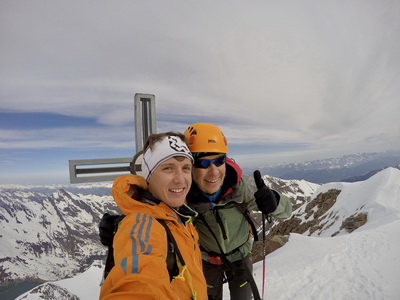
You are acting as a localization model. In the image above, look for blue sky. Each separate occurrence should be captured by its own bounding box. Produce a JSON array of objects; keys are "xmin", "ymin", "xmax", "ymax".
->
[{"xmin": 1, "ymin": 0, "xmax": 400, "ymax": 184}]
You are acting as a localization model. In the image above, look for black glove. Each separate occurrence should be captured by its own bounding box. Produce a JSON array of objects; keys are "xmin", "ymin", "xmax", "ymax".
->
[
  {"xmin": 99, "ymin": 213, "xmax": 124, "ymax": 246},
  {"xmin": 253, "ymin": 170, "xmax": 279, "ymax": 215}
]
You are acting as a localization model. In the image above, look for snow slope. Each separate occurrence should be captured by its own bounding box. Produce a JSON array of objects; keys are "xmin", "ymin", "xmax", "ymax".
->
[{"xmin": 253, "ymin": 167, "xmax": 400, "ymax": 299}]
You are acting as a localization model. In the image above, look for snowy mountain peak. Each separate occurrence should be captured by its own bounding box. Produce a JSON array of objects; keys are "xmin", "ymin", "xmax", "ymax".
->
[
  {"xmin": 0, "ymin": 188, "xmax": 118, "ymax": 287},
  {"xmin": 266, "ymin": 167, "xmax": 400, "ymax": 240}
]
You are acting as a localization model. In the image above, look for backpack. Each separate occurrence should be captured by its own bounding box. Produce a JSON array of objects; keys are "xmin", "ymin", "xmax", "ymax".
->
[{"xmin": 100, "ymin": 213, "xmax": 183, "ymax": 283}]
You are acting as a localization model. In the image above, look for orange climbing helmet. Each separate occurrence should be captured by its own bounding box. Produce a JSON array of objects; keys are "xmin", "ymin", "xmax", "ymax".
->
[{"xmin": 184, "ymin": 123, "xmax": 228, "ymax": 154}]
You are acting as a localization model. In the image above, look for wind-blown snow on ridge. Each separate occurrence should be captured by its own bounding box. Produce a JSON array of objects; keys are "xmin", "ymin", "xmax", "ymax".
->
[{"xmin": 311, "ymin": 167, "xmax": 400, "ymax": 236}]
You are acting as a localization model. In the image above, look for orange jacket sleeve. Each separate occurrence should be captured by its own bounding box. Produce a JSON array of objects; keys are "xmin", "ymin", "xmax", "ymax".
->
[{"xmin": 99, "ymin": 212, "xmax": 179, "ymax": 300}]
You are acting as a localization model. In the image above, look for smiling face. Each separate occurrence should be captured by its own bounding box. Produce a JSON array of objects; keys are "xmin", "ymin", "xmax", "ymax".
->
[
  {"xmin": 147, "ymin": 156, "xmax": 192, "ymax": 208},
  {"xmin": 192, "ymin": 154, "xmax": 226, "ymax": 195}
]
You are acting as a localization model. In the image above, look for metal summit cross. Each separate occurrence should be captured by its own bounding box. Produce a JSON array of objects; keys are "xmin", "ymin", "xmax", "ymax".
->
[{"xmin": 68, "ymin": 93, "xmax": 156, "ymax": 183}]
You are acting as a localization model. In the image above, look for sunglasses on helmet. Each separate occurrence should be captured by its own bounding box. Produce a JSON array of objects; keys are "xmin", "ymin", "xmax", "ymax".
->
[{"xmin": 194, "ymin": 155, "xmax": 227, "ymax": 169}]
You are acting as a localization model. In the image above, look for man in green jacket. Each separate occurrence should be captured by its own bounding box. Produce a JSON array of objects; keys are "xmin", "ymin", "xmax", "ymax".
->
[{"xmin": 184, "ymin": 123, "xmax": 292, "ymax": 300}]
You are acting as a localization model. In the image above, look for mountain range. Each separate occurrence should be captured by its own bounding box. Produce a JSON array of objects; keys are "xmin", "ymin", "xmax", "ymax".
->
[
  {"xmin": 0, "ymin": 174, "xmax": 318, "ymax": 299},
  {"xmin": 0, "ymin": 186, "xmax": 118, "ymax": 296},
  {"xmin": 242, "ymin": 150, "xmax": 400, "ymax": 183},
  {"xmin": 11, "ymin": 167, "xmax": 400, "ymax": 299},
  {"xmin": 1, "ymin": 150, "xmax": 400, "ymax": 299}
]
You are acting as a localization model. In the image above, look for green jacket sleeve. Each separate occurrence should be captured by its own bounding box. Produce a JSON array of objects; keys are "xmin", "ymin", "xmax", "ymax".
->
[{"xmin": 270, "ymin": 194, "xmax": 292, "ymax": 220}]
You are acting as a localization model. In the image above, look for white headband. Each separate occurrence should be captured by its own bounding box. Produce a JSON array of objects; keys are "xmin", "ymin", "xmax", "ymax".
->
[{"xmin": 142, "ymin": 135, "xmax": 194, "ymax": 181}]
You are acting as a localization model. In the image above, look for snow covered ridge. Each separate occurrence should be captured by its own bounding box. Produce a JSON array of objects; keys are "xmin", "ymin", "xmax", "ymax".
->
[
  {"xmin": 261, "ymin": 167, "xmax": 400, "ymax": 248},
  {"xmin": 0, "ymin": 175, "xmax": 313, "ymax": 290},
  {"xmin": 0, "ymin": 187, "xmax": 119, "ymax": 287},
  {"xmin": 0, "ymin": 182, "xmax": 113, "ymax": 196},
  {"xmin": 15, "ymin": 167, "xmax": 400, "ymax": 300},
  {"xmin": 15, "ymin": 261, "xmax": 105, "ymax": 300},
  {"xmin": 4, "ymin": 168, "xmax": 400, "ymax": 299},
  {"xmin": 262, "ymin": 175, "xmax": 320, "ymax": 206}
]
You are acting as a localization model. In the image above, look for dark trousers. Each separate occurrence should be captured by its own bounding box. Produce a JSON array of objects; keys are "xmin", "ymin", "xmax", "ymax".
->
[{"xmin": 203, "ymin": 255, "xmax": 253, "ymax": 300}]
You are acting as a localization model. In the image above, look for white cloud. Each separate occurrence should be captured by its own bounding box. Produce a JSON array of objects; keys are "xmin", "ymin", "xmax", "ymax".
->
[{"xmin": 1, "ymin": 0, "xmax": 399, "ymax": 170}]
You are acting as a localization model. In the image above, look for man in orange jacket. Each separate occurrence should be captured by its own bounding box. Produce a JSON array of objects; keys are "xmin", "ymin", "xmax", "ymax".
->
[{"xmin": 99, "ymin": 132, "xmax": 207, "ymax": 300}]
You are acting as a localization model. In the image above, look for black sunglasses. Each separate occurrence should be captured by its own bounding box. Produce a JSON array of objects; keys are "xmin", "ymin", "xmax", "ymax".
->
[{"xmin": 194, "ymin": 155, "xmax": 226, "ymax": 169}]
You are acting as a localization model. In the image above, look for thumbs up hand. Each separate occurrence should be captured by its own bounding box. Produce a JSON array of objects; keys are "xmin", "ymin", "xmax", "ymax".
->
[{"xmin": 253, "ymin": 170, "xmax": 279, "ymax": 215}]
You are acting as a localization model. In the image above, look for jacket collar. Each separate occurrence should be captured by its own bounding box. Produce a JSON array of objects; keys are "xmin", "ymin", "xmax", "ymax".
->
[{"xmin": 138, "ymin": 188, "xmax": 197, "ymax": 222}]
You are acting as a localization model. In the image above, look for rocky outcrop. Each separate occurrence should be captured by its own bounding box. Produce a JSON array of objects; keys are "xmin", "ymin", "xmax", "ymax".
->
[
  {"xmin": 251, "ymin": 188, "xmax": 369, "ymax": 262},
  {"xmin": 340, "ymin": 213, "xmax": 368, "ymax": 233}
]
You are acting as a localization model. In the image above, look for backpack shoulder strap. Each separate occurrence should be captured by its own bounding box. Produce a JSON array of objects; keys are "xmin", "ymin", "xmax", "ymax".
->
[
  {"xmin": 156, "ymin": 219, "xmax": 185, "ymax": 280},
  {"xmin": 233, "ymin": 202, "xmax": 259, "ymax": 242},
  {"xmin": 102, "ymin": 214, "xmax": 126, "ymax": 282}
]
